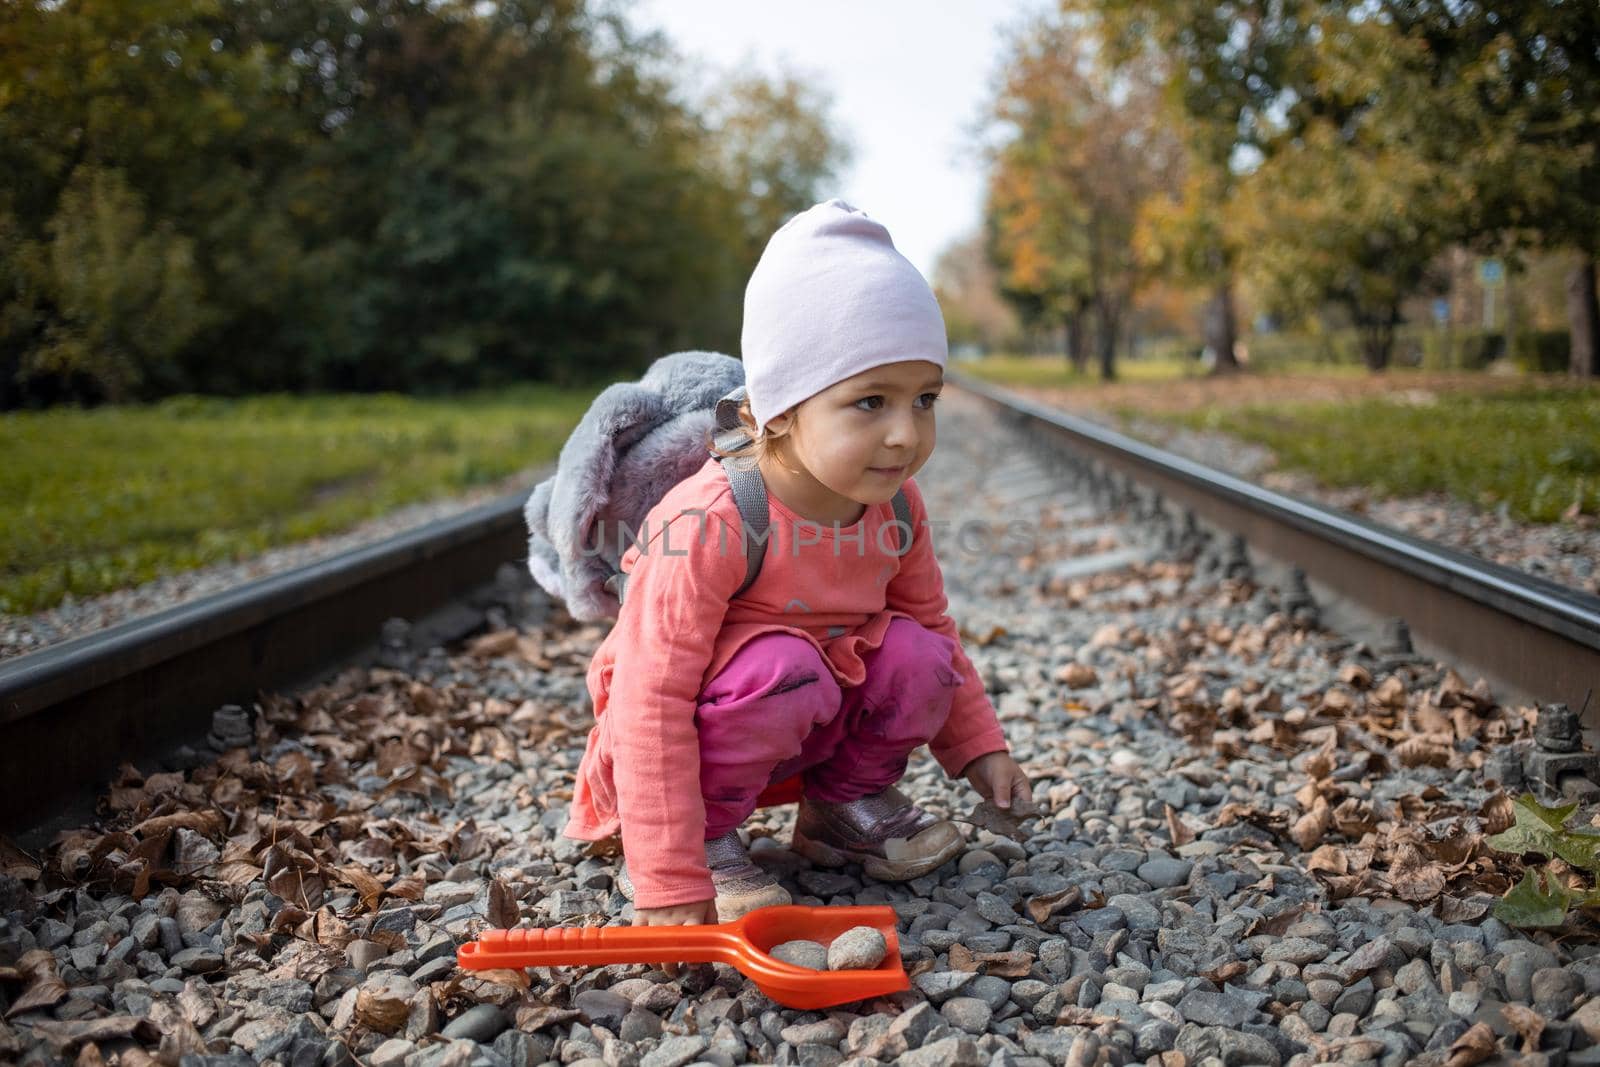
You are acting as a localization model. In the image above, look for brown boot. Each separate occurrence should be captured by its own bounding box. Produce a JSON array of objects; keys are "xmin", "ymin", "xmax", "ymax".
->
[
  {"xmin": 791, "ymin": 785, "xmax": 964, "ymax": 882},
  {"xmin": 616, "ymin": 830, "xmax": 790, "ymax": 922}
]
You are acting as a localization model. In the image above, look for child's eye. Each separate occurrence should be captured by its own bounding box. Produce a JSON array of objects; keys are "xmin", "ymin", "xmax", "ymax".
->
[{"xmin": 854, "ymin": 393, "xmax": 942, "ymax": 411}]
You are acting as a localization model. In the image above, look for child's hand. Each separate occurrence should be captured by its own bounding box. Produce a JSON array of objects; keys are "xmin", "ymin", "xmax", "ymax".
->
[
  {"xmin": 633, "ymin": 899, "xmax": 718, "ymax": 926},
  {"xmin": 962, "ymin": 751, "xmax": 1033, "ymax": 810},
  {"xmin": 632, "ymin": 898, "xmax": 718, "ymax": 978}
]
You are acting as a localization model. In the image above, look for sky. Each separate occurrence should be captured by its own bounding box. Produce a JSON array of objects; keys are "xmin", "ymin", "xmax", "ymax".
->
[{"xmin": 628, "ymin": 0, "xmax": 1038, "ymax": 281}]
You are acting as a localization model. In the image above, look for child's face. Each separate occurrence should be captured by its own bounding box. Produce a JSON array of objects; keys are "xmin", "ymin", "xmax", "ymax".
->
[{"xmin": 769, "ymin": 359, "xmax": 943, "ymax": 510}]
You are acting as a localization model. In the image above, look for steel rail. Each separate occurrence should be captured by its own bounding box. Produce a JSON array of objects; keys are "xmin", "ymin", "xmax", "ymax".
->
[
  {"xmin": 0, "ymin": 489, "xmax": 537, "ymax": 831},
  {"xmin": 950, "ymin": 371, "xmax": 1600, "ymax": 716}
]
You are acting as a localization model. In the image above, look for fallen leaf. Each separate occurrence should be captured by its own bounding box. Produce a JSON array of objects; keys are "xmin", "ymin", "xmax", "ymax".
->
[
  {"xmin": 487, "ymin": 878, "xmax": 520, "ymax": 930},
  {"xmin": 973, "ymin": 950, "xmax": 1034, "ymax": 977},
  {"xmin": 336, "ymin": 866, "xmax": 385, "ymax": 914},
  {"xmin": 1025, "ymin": 886, "xmax": 1081, "ymax": 924},
  {"xmin": 6, "ymin": 950, "xmax": 67, "ymax": 1018},
  {"xmin": 1434, "ymin": 894, "xmax": 1491, "ymax": 923},
  {"xmin": 958, "ymin": 799, "xmax": 1040, "ymax": 839},
  {"xmin": 19, "ymin": 1016, "xmax": 159, "ymax": 1053},
  {"xmin": 947, "ymin": 943, "xmax": 978, "ymax": 972},
  {"xmin": 1164, "ymin": 804, "xmax": 1196, "ymax": 847},
  {"xmin": 1444, "ymin": 1020, "xmax": 1499, "ymax": 1066},
  {"xmin": 1501, "ymin": 1003, "xmax": 1545, "ymax": 1053}
]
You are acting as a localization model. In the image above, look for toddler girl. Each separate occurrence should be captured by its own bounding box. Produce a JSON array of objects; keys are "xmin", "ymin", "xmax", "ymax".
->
[{"xmin": 562, "ymin": 199, "xmax": 1031, "ymax": 928}]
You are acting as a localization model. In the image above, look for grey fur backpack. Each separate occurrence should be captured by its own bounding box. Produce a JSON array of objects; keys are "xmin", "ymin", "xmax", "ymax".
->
[{"xmin": 523, "ymin": 350, "xmax": 913, "ymax": 622}]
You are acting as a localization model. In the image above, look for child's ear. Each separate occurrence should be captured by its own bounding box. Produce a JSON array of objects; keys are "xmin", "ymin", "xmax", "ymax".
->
[{"xmin": 762, "ymin": 408, "xmax": 797, "ymax": 439}]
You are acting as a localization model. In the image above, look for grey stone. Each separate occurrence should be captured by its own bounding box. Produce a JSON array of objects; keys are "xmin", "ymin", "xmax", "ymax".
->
[
  {"xmin": 1218, "ymin": 1028, "xmax": 1282, "ymax": 1066},
  {"xmin": 940, "ymin": 997, "xmax": 992, "ymax": 1034},
  {"xmin": 574, "ymin": 990, "xmax": 630, "ymax": 1031},
  {"xmin": 440, "ymin": 1003, "xmax": 508, "ymax": 1042},
  {"xmin": 619, "ymin": 1009, "xmax": 663, "ymax": 1043},
  {"xmin": 368, "ymin": 1038, "xmax": 413, "ymax": 1067},
  {"xmin": 1074, "ymin": 906, "xmax": 1126, "ymax": 935},
  {"xmin": 1531, "ymin": 966, "xmax": 1582, "ymax": 1015},
  {"xmin": 780, "ymin": 1020, "xmax": 845, "ymax": 1046},
  {"xmin": 639, "ymin": 1035, "xmax": 707, "ymax": 1067},
  {"xmin": 827, "ymin": 926, "xmax": 887, "ymax": 971},
  {"xmin": 1395, "ymin": 958, "xmax": 1437, "ymax": 995},
  {"xmin": 1176, "ymin": 989, "xmax": 1251, "ymax": 1028},
  {"xmin": 1107, "ymin": 894, "xmax": 1161, "ymax": 932},
  {"xmin": 1334, "ymin": 977, "xmax": 1375, "ymax": 1016},
  {"xmin": 1260, "ymin": 938, "xmax": 1328, "ymax": 966},
  {"xmin": 772, "ymin": 940, "xmax": 828, "ymax": 970},
  {"xmin": 1137, "ymin": 855, "xmax": 1194, "ymax": 889},
  {"xmin": 172, "ymin": 947, "xmax": 223, "ymax": 974},
  {"xmin": 894, "ymin": 1035, "xmax": 981, "ymax": 1067},
  {"xmin": 913, "ymin": 970, "xmax": 975, "ymax": 1005}
]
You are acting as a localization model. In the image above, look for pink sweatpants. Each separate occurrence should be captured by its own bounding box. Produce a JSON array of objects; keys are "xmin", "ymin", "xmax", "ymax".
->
[{"xmin": 694, "ymin": 616, "xmax": 963, "ymax": 839}]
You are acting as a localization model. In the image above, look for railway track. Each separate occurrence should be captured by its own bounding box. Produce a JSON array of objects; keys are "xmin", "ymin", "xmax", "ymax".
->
[
  {"xmin": 2, "ymin": 382, "xmax": 1599, "ymax": 1067},
  {"xmin": 947, "ymin": 370, "xmax": 1600, "ymax": 721}
]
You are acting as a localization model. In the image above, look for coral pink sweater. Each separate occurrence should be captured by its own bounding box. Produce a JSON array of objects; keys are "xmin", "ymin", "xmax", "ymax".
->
[{"xmin": 562, "ymin": 456, "xmax": 1009, "ymax": 909}]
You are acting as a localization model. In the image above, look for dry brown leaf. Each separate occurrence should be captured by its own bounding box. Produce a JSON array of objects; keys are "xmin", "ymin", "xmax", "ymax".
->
[
  {"xmin": 1395, "ymin": 736, "xmax": 1453, "ymax": 769},
  {"xmin": 513, "ymin": 1004, "xmax": 583, "ymax": 1032},
  {"xmin": 336, "ymin": 866, "xmax": 385, "ymax": 913},
  {"xmin": 1501, "ymin": 1004, "xmax": 1545, "ymax": 1053},
  {"xmin": 1305, "ymin": 845, "xmax": 1347, "ymax": 875},
  {"xmin": 1480, "ymin": 791, "xmax": 1514, "ymax": 835},
  {"xmin": 387, "ymin": 875, "xmax": 426, "ymax": 901},
  {"xmin": 1372, "ymin": 675, "xmax": 1407, "ymax": 709},
  {"xmin": 947, "ymin": 943, "xmax": 979, "ymax": 972},
  {"xmin": 6, "ymin": 949, "xmax": 68, "ymax": 1019},
  {"xmin": 1444, "ymin": 1021, "xmax": 1499, "ymax": 1066},
  {"xmin": 355, "ymin": 987, "xmax": 410, "ymax": 1033},
  {"xmin": 1164, "ymin": 804, "xmax": 1196, "ymax": 847},
  {"xmin": 1055, "ymin": 663, "xmax": 1098, "ymax": 689},
  {"xmin": 1054, "ymin": 1005, "xmax": 1115, "ymax": 1027},
  {"xmin": 468, "ymin": 629, "xmax": 519, "ymax": 658},
  {"xmin": 1339, "ymin": 664, "xmax": 1372, "ymax": 690},
  {"xmin": 1202, "ymin": 961, "xmax": 1248, "ymax": 985},
  {"xmin": 973, "ymin": 951, "xmax": 1034, "ymax": 978},
  {"xmin": 0, "ymin": 838, "xmax": 42, "ymax": 881},
  {"xmin": 1291, "ymin": 796, "xmax": 1332, "ymax": 851},
  {"xmin": 1025, "ymin": 886, "xmax": 1081, "ymax": 924},
  {"xmin": 958, "ymin": 799, "xmax": 1040, "ymax": 839},
  {"xmin": 487, "ymin": 878, "xmax": 520, "ymax": 930},
  {"xmin": 1435, "ymin": 894, "xmax": 1491, "ymax": 923},
  {"xmin": 21, "ymin": 1016, "xmax": 159, "ymax": 1053}
]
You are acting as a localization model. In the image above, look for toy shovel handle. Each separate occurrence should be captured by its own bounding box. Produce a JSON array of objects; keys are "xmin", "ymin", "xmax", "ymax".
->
[{"xmin": 458, "ymin": 924, "xmax": 739, "ymax": 969}]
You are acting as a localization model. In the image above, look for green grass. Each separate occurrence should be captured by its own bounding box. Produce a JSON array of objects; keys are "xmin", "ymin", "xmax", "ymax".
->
[
  {"xmin": 1166, "ymin": 386, "xmax": 1600, "ymax": 522},
  {"xmin": 1, "ymin": 385, "xmax": 597, "ymax": 614},
  {"xmin": 955, "ymin": 353, "xmax": 1202, "ymax": 389}
]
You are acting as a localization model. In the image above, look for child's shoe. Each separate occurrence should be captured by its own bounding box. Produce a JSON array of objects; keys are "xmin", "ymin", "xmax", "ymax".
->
[
  {"xmin": 615, "ymin": 830, "xmax": 791, "ymax": 922},
  {"xmin": 791, "ymin": 785, "xmax": 964, "ymax": 881}
]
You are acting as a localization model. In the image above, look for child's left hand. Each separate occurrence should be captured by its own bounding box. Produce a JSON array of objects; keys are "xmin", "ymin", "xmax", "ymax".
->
[{"xmin": 962, "ymin": 751, "xmax": 1033, "ymax": 810}]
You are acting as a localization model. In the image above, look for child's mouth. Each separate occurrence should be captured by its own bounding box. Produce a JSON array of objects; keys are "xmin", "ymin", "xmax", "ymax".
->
[{"xmin": 869, "ymin": 465, "xmax": 906, "ymax": 476}]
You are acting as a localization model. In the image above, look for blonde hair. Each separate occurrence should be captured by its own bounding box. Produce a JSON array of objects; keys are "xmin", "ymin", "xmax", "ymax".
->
[{"xmin": 706, "ymin": 395, "xmax": 802, "ymax": 475}]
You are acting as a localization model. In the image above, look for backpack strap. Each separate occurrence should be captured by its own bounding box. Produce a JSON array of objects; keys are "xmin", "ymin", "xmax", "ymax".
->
[{"xmin": 610, "ymin": 383, "xmax": 915, "ymax": 606}]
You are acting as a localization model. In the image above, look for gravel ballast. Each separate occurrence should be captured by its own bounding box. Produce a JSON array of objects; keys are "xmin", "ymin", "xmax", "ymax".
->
[{"xmin": 0, "ymin": 390, "xmax": 1590, "ymax": 1067}]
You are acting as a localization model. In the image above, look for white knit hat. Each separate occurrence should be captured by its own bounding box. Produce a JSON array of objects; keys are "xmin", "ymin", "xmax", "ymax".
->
[{"xmin": 740, "ymin": 199, "xmax": 948, "ymax": 433}]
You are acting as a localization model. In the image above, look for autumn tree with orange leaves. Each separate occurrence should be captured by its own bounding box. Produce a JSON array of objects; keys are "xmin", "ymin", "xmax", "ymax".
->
[{"xmin": 982, "ymin": 12, "xmax": 1180, "ymax": 381}]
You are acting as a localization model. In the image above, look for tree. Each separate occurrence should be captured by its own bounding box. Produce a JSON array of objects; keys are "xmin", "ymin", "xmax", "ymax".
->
[
  {"xmin": 1361, "ymin": 2, "xmax": 1600, "ymax": 376},
  {"xmin": 700, "ymin": 67, "xmax": 855, "ymax": 272},
  {"xmin": 1078, "ymin": 0, "xmax": 1316, "ymax": 374},
  {"xmin": 983, "ymin": 11, "xmax": 1178, "ymax": 380},
  {"xmin": 931, "ymin": 232, "xmax": 1021, "ymax": 355}
]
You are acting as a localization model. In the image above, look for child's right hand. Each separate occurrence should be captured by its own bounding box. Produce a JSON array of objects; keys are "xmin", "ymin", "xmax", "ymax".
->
[
  {"xmin": 632, "ymin": 899, "xmax": 718, "ymax": 926},
  {"xmin": 632, "ymin": 898, "xmax": 718, "ymax": 978}
]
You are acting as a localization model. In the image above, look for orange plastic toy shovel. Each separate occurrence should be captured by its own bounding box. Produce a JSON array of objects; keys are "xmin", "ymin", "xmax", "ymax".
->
[{"xmin": 456, "ymin": 904, "xmax": 909, "ymax": 1010}]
